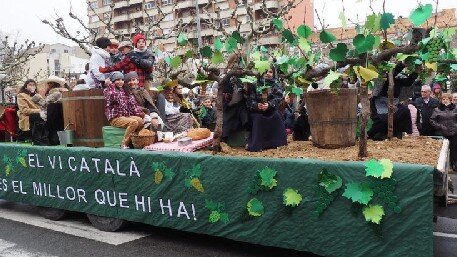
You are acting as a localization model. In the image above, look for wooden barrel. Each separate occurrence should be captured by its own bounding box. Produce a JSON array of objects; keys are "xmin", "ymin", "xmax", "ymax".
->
[
  {"xmin": 62, "ymin": 89, "xmax": 108, "ymax": 147},
  {"xmin": 304, "ymin": 89, "xmax": 358, "ymax": 149}
]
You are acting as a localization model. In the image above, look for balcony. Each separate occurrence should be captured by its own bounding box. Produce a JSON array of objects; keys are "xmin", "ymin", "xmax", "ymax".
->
[
  {"xmin": 253, "ymin": 0, "xmax": 279, "ymax": 11},
  {"xmin": 129, "ymin": 0, "xmax": 143, "ymax": 4},
  {"xmin": 130, "ymin": 11, "xmax": 144, "ymax": 19},
  {"xmin": 113, "ymin": 0, "xmax": 129, "ymax": 9},
  {"xmin": 112, "ymin": 13, "xmax": 129, "ymax": 23},
  {"xmin": 258, "ymin": 34, "xmax": 281, "ymax": 45},
  {"xmin": 176, "ymin": 0, "xmax": 193, "ymax": 9}
]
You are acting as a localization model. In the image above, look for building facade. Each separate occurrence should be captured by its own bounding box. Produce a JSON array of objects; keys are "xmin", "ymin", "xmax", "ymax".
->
[
  {"xmin": 88, "ymin": 0, "xmax": 314, "ymax": 51},
  {"xmin": 26, "ymin": 44, "xmax": 90, "ymax": 81}
]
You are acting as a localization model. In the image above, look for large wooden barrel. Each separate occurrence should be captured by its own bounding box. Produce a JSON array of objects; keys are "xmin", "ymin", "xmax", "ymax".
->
[
  {"xmin": 304, "ymin": 89, "xmax": 358, "ymax": 149},
  {"xmin": 62, "ymin": 89, "xmax": 108, "ymax": 147}
]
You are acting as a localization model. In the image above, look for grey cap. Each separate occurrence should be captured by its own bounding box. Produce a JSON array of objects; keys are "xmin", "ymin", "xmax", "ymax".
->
[
  {"xmin": 124, "ymin": 71, "xmax": 138, "ymax": 82},
  {"xmin": 110, "ymin": 71, "xmax": 124, "ymax": 81},
  {"xmin": 118, "ymin": 41, "xmax": 133, "ymax": 50}
]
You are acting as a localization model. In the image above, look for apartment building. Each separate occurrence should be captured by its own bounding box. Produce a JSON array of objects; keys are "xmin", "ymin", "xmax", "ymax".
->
[{"xmin": 87, "ymin": 0, "xmax": 314, "ymax": 52}]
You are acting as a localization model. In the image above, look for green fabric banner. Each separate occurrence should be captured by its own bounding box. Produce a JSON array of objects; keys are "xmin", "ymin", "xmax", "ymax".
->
[{"xmin": 0, "ymin": 144, "xmax": 433, "ymax": 257}]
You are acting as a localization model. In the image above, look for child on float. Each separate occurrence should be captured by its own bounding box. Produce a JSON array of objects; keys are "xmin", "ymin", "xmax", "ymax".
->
[
  {"xmin": 200, "ymin": 97, "xmax": 217, "ymax": 131},
  {"xmin": 246, "ymin": 66, "xmax": 287, "ymax": 152},
  {"xmin": 103, "ymin": 71, "xmax": 145, "ymax": 149}
]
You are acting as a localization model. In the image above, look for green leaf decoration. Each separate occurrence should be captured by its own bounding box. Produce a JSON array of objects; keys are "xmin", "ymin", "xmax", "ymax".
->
[
  {"xmin": 199, "ymin": 106, "xmax": 208, "ymax": 120},
  {"xmin": 365, "ymin": 159, "xmax": 384, "ymax": 178},
  {"xmin": 373, "ymin": 35, "xmax": 382, "ymax": 49},
  {"xmin": 205, "ymin": 200, "xmax": 218, "ymax": 211},
  {"xmin": 214, "ymin": 37, "xmax": 223, "ymax": 51},
  {"xmin": 339, "ymin": 11, "xmax": 347, "ymax": 29},
  {"xmin": 209, "ymin": 210, "xmax": 221, "ymax": 223},
  {"xmin": 247, "ymin": 198, "xmax": 264, "ymax": 217},
  {"xmin": 342, "ymin": 182, "xmax": 373, "ymax": 205},
  {"xmin": 240, "ymin": 76, "xmax": 257, "ymax": 84},
  {"xmin": 380, "ymin": 13, "xmax": 395, "ymax": 30},
  {"xmin": 282, "ymin": 29, "xmax": 295, "ymax": 44},
  {"xmin": 250, "ymin": 51, "xmax": 262, "ymax": 61},
  {"xmin": 219, "ymin": 212, "xmax": 229, "ymax": 223},
  {"xmin": 184, "ymin": 50, "xmax": 194, "ymax": 59},
  {"xmin": 164, "ymin": 56, "xmax": 171, "ymax": 65},
  {"xmin": 379, "ymin": 159, "xmax": 394, "ymax": 179},
  {"xmin": 298, "ymin": 38, "xmax": 311, "ymax": 52},
  {"xmin": 409, "ymin": 4, "xmax": 433, "ymax": 26},
  {"xmin": 254, "ymin": 60, "xmax": 270, "ymax": 74},
  {"xmin": 354, "ymin": 66, "xmax": 379, "ymax": 82},
  {"xmin": 259, "ymin": 167, "xmax": 277, "ymax": 190},
  {"xmin": 272, "ymin": 18, "xmax": 284, "ymax": 30},
  {"xmin": 283, "ymin": 188, "xmax": 302, "ymax": 207},
  {"xmin": 362, "ymin": 205, "xmax": 385, "ymax": 224},
  {"xmin": 451, "ymin": 64, "xmax": 457, "ymax": 72},
  {"xmin": 442, "ymin": 28, "xmax": 456, "ymax": 42},
  {"xmin": 365, "ymin": 14, "xmax": 381, "ymax": 33},
  {"xmin": 200, "ymin": 46, "xmax": 213, "ymax": 58},
  {"xmin": 319, "ymin": 30, "xmax": 336, "ymax": 44},
  {"xmin": 231, "ymin": 31, "xmax": 245, "ymax": 44},
  {"xmin": 177, "ymin": 33, "xmax": 188, "ymax": 46},
  {"xmin": 318, "ymin": 170, "xmax": 343, "ymax": 194},
  {"xmin": 291, "ymin": 86, "xmax": 303, "ymax": 96},
  {"xmin": 353, "ymin": 34, "xmax": 376, "ymax": 53},
  {"xmin": 329, "ymin": 43, "xmax": 348, "ymax": 62},
  {"xmin": 276, "ymin": 55, "xmax": 289, "ymax": 65},
  {"xmin": 324, "ymin": 70, "xmax": 342, "ymax": 87},
  {"xmin": 225, "ymin": 37, "xmax": 238, "ymax": 53},
  {"xmin": 297, "ymin": 25, "xmax": 312, "ymax": 38},
  {"xmin": 211, "ymin": 50, "xmax": 224, "ymax": 64},
  {"xmin": 170, "ymin": 56, "xmax": 182, "ymax": 69}
]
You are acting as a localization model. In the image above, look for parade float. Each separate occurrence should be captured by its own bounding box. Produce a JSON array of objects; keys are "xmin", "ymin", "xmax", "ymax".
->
[{"xmin": 1, "ymin": 2, "xmax": 457, "ymax": 257}]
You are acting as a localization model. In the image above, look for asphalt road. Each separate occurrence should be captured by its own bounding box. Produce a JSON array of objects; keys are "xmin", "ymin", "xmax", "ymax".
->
[{"xmin": 0, "ymin": 199, "xmax": 456, "ymax": 257}]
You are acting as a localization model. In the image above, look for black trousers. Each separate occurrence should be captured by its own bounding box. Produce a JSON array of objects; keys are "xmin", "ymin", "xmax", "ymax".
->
[{"xmin": 447, "ymin": 135, "xmax": 457, "ymax": 170}]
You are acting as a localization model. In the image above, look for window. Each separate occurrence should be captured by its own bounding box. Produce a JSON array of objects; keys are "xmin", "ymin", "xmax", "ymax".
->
[
  {"xmin": 164, "ymin": 13, "xmax": 173, "ymax": 21},
  {"xmin": 145, "ymin": 1, "xmax": 156, "ymax": 9},
  {"xmin": 148, "ymin": 15, "xmax": 156, "ymax": 23},
  {"xmin": 162, "ymin": 0, "xmax": 173, "ymax": 6},
  {"xmin": 221, "ymin": 18, "xmax": 230, "ymax": 27},
  {"xmin": 102, "ymin": 0, "xmax": 112, "ymax": 6},
  {"xmin": 245, "ymin": 15, "xmax": 251, "ymax": 23},
  {"xmin": 89, "ymin": 1, "xmax": 98, "ymax": 9},
  {"xmin": 90, "ymin": 15, "xmax": 99, "ymax": 23},
  {"xmin": 64, "ymin": 50, "xmax": 69, "ymax": 53},
  {"xmin": 54, "ymin": 60, "xmax": 61, "ymax": 74}
]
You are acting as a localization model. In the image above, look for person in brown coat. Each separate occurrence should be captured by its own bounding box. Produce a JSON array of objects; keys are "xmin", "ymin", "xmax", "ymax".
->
[
  {"xmin": 430, "ymin": 93, "xmax": 457, "ymax": 170},
  {"xmin": 17, "ymin": 79, "xmax": 41, "ymax": 138}
]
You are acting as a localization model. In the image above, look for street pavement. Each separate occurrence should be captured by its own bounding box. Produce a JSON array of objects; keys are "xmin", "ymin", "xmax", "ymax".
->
[{"xmin": 0, "ymin": 199, "xmax": 456, "ymax": 257}]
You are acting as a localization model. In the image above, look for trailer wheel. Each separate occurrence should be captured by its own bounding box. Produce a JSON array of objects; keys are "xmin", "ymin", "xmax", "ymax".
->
[
  {"xmin": 38, "ymin": 207, "xmax": 67, "ymax": 221},
  {"xmin": 86, "ymin": 214, "xmax": 126, "ymax": 232}
]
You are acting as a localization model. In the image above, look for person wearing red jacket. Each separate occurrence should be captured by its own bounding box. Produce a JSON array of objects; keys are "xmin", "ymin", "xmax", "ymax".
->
[{"xmin": 99, "ymin": 34, "xmax": 154, "ymax": 88}]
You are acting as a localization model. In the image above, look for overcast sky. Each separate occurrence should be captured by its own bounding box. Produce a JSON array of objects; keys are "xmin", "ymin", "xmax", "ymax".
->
[{"xmin": 0, "ymin": 0, "xmax": 456, "ymax": 46}]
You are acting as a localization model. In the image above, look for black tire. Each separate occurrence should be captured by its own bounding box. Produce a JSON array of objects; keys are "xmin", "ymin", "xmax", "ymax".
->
[
  {"xmin": 86, "ymin": 214, "xmax": 126, "ymax": 232},
  {"xmin": 38, "ymin": 207, "xmax": 67, "ymax": 221}
]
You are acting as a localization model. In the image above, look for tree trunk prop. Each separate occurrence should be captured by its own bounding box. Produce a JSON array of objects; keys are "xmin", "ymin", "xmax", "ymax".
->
[
  {"xmin": 387, "ymin": 71, "xmax": 394, "ymax": 140},
  {"xmin": 358, "ymin": 83, "xmax": 370, "ymax": 158}
]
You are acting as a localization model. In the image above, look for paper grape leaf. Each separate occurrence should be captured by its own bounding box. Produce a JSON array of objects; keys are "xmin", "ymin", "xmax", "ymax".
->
[
  {"xmin": 164, "ymin": 56, "xmax": 171, "ymax": 65},
  {"xmin": 354, "ymin": 66, "xmax": 379, "ymax": 82},
  {"xmin": 365, "ymin": 14, "xmax": 381, "ymax": 33},
  {"xmin": 225, "ymin": 37, "xmax": 238, "ymax": 53},
  {"xmin": 283, "ymin": 188, "xmax": 302, "ymax": 207},
  {"xmin": 232, "ymin": 31, "xmax": 245, "ymax": 44},
  {"xmin": 177, "ymin": 33, "xmax": 188, "ymax": 46},
  {"xmin": 319, "ymin": 170, "xmax": 343, "ymax": 194},
  {"xmin": 205, "ymin": 200, "xmax": 218, "ymax": 211},
  {"xmin": 247, "ymin": 198, "xmax": 264, "ymax": 217},
  {"xmin": 365, "ymin": 159, "xmax": 384, "ymax": 178},
  {"xmin": 297, "ymin": 25, "xmax": 312, "ymax": 38},
  {"xmin": 451, "ymin": 64, "xmax": 457, "ymax": 72},
  {"xmin": 260, "ymin": 46, "xmax": 268, "ymax": 52},
  {"xmin": 276, "ymin": 55, "xmax": 289, "ymax": 65},
  {"xmin": 362, "ymin": 205, "xmax": 385, "ymax": 224},
  {"xmin": 184, "ymin": 50, "xmax": 194, "ymax": 59},
  {"xmin": 353, "ymin": 34, "xmax": 376, "ymax": 53},
  {"xmin": 214, "ymin": 37, "xmax": 223, "ymax": 51},
  {"xmin": 240, "ymin": 76, "xmax": 257, "ymax": 84},
  {"xmin": 342, "ymin": 182, "xmax": 373, "ymax": 205},
  {"xmin": 379, "ymin": 159, "xmax": 394, "ymax": 179},
  {"xmin": 251, "ymin": 51, "xmax": 262, "ymax": 61},
  {"xmin": 170, "ymin": 56, "xmax": 182, "ymax": 69},
  {"xmin": 324, "ymin": 70, "xmax": 342, "ymax": 87},
  {"xmin": 320, "ymin": 30, "xmax": 336, "ymax": 44},
  {"xmin": 291, "ymin": 86, "xmax": 303, "ymax": 96},
  {"xmin": 219, "ymin": 212, "xmax": 229, "ymax": 223},
  {"xmin": 380, "ymin": 13, "xmax": 395, "ymax": 30},
  {"xmin": 282, "ymin": 29, "xmax": 295, "ymax": 44},
  {"xmin": 254, "ymin": 60, "xmax": 270, "ymax": 74},
  {"xmin": 425, "ymin": 62, "xmax": 437, "ymax": 72},
  {"xmin": 409, "ymin": 4, "xmax": 433, "ymax": 26},
  {"xmin": 329, "ymin": 43, "xmax": 348, "ymax": 62},
  {"xmin": 442, "ymin": 28, "xmax": 456, "ymax": 42},
  {"xmin": 272, "ymin": 18, "xmax": 284, "ymax": 30},
  {"xmin": 200, "ymin": 46, "xmax": 213, "ymax": 58},
  {"xmin": 209, "ymin": 210, "xmax": 221, "ymax": 223},
  {"xmin": 339, "ymin": 11, "xmax": 347, "ymax": 29},
  {"xmin": 211, "ymin": 50, "xmax": 224, "ymax": 64},
  {"xmin": 259, "ymin": 167, "xmax": 277, "ymax": 190},
  {"xmin": 298, "ymin": 38, "xmax": 311, "ymax": 52}
]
